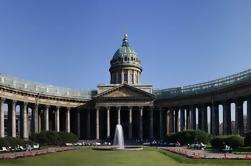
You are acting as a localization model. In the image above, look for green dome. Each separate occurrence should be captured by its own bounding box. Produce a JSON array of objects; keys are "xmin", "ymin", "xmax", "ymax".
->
[
  {"xmin": 110, "ymin": 34, "xmax": 141, "ymax": 68},
  {"xmin": 113, "ymin": 46, "xmax": 138, "ymax": 60}
]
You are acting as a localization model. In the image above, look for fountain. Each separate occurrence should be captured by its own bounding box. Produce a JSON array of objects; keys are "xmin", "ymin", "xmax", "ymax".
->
[
  {"xmin": 113, "ymin": 124, "xmax": 125, "ymax": 149},
  {"xmin": 92, "ymin": 124, "xmax": 143, "ymax": 151}
]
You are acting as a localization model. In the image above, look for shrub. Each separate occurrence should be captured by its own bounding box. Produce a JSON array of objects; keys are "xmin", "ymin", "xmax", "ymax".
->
[
  {"xmin": 167, "ymin": 130, "xmax": 211, "ymax": 145},
  {"xmin": 0, "ymin": 138, "xmax": 9, "ymax": 147},
  {"xmin": 58, "ymin": 132, "xmax": 78, "ymax": 145},
  {"xmin": 211, "ymin": 135, "xmax": 244, "ymax": 149},
  {"xmin": 30, "ymin": 131, "xmax": 78, "ymax": 146},
  {"xmin": 4, "ymin": 137, "xmax": 25, "ymax": 146},
  {"xmin": 0, "ymin": 137, "xmax": 27, "ymax": 148},
  {"xmin": 245, "ymin": 131, "xmax": 251, "ymax": 146}
]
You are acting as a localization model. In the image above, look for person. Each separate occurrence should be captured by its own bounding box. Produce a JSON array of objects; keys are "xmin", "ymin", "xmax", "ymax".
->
[
  {"xmin": 200, "ymin": 142, "xmax": 206, "ymax": 150},
  {"xmin": 176, "ymin": 140, "xmax": 181, "ymax": 147}
]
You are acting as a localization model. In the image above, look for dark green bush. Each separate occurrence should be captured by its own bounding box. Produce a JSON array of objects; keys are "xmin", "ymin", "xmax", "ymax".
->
[
  {"xmin": 0, "ymin": 138, "xmax": 9, "ymax": 147},
  {"xmin": 167, "ymin": 130, "xmax": 211, "ymax": 145},
  {"xmin": 211, "ymin": 135, "xmax": 244, "ymax": 148},
  {"xmin": 30, "ymin": 131, "xmax": 78, "ymax": 146},
  {"xmin": 58, "ymin": 132, "xmax": 78, "ymax": 145},
  {"xmin": 4, "ymin": 137, "xmax": 25, "ymax": 146},
  {"xmin": 245, "ymin": 131, "xmax": 251, "ymax": 146},
  {"xmin": 0, "ymin": 137, "xmax": 28, "ymax": 147}
]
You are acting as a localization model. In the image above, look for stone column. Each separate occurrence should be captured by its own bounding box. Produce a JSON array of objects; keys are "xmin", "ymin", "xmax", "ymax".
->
[
  {"xmin": 121, "ymin": 70, "xmax": 124, "ymax": 83},
  {"xmin": 191, "ymin": 107, "xmax": 196, "ymax": 130},
  {"xmin": 149, "ymin": 107, "xmax": 153, "ymax": 139},
  {"xmin": 223, "ymin": 102, "xmax": 231, "ymax": 135},
  {"xmin": 96, "ymin": 107, "xmax": 100, "ymax": 140},
  {"xmin": 129, "ymin": 107, "xmax": 133, "ymax": 139},
  {"xmin": 166, "ymin": 111, "xmax": 170, "ymax": 135},
  {"xmin": 235, "ymin": 100, "xmax": 244, "ymax": 135},
  {"xmin": 159, "ymin": 108, "xmax": 163, "ymax": 138},
  {"xmin": 45, "ymin": 105, "xmax": 49, "ymax": 131},
  {"xmin": 180, "ymin": 108, "xmax": 185, "ymax": 131},
  {"xmin": 66, "ymin": 107, "xmax": 70, "ymax": 133},
  {"xmin": 117, "ymin": 107, "xmax": 121, "ymax": 124},
  {"xmin": 139, "ymin": 107, "xmax": 143, "ymax": 139},
  {"xmin": 77, "ymin": 109, "xmax": 81, "ymax": 138},
  {"xmin": 174, "ymin": 109, "xmax": 179, "ymax": 132},
  {"xmin": 107, "ymin": 107, "xmax": 110, "ymax": 138},
  {"xmin": 38, "ymin": 110, "xmax": 42, "ymax": 133},
  {"xmin": 247, "ymin": 97, "xmax": 251, "ymax": 132},
  {"xmin": 55, "ymin": 106, "xmax": 60, "ymax": 132},
  {"xmin": 11, "ymin": 100, "xmax": 16, "ymax": 137},
  {"xmin": 201, "ymin": 106, "xmax": 208, "ymax": 132},
  {"xmin": 211, "ymin": 104, "xmax": 219, "ymax": 135},
  {"xmin": 34, "ymin": 104, "xmax": 39, "ymax": 133},
  {"xmin": 87, "ymin": 109, "xmax": 91, "ymax": 139},
  {"xmin": 0, "ymin": 98, "xmax": 5, "ymax": 138},
  {"xmin": 22, "ymin": 102, "xmax": 28, "ymax": 140},
  {"xmin": 169, "ymin": 110, "xmax": 174, "ymax": 133}
]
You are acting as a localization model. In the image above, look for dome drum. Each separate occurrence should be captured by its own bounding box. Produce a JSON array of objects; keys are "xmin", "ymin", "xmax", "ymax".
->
[{"xmin": 109, "ymin": 34, "xmax": 142, "ymax": 85}]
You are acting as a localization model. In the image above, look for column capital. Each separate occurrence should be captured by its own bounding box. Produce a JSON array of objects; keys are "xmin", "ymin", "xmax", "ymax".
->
[
  {"xmin": 66, "ymin": 107, "xmax": 71, "ymax": 111},
  {"xmin": 45, "ymin": 105, "xmax": 50, "ymax": 109},
  {"xmin": 0, "ymin": 97, "xmax": 5, "ymax": 103},
  {"xmin": 12, "ymin": 100, "xmax": 17, "ymax": 105},
  {"xmin": 34, "ymin": 104, "xmax": 39, "ymax": 110},
  {"xmin": 23, "ymin": 102, "xmax": 28, "ymax": 106},
  {"xmin": 114, "ymin": 106, "xmax": 121, "ymax": 110}
]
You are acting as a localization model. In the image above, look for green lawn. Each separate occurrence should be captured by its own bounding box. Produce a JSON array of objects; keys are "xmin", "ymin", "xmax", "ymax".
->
[{"xmin": 0, "ymin": 147, "xmax": 251, "ymax": 166}]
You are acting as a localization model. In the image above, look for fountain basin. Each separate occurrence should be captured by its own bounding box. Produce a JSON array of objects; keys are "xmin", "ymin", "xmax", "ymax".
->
[{"xmin": 92, "ymin": 146, "xmax": 143, "ymax": 151}]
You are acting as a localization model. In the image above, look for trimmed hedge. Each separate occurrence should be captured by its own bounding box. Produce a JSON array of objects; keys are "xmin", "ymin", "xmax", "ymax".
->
[
  {"xmin": 167, "ymin": 130, "xmax": 211, "ymax": 145},
  {"xmin": 30, "ymin": 131, "xmax": 78, "ymax": 146},
  {"xmin": 0, "ymin": 137, "xmax": 29, "ymax": 147},
  {"xmin": 211, "ymin": 135, "xmax": 244, "ymax": 148}
]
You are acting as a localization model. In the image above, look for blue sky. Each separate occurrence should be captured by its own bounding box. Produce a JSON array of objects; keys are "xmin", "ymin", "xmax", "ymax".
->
[{"xmin": 0, "ymin": 0, "xmax": 251, "ymax": 91}]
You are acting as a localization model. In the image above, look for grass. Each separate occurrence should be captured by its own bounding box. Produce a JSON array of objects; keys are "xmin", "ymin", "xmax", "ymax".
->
[{"xmin": 0, "ymin": 147, "xmax": 251, "ymax": 166}]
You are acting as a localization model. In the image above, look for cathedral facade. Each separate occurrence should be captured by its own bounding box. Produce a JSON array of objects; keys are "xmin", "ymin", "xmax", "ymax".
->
[{"xmin": 1, "ymin": 34, "xmax": 251, "ymax": 140}]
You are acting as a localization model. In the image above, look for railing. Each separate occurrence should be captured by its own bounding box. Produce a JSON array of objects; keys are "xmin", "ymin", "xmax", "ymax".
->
[
  {"xmin": 0, "ymin": 73, "xmax": 92, "ymax": 100},
  {"xmin": 154, "ymin": 68, "xmax": 251, "ymax": 99},
  {"xmin": 1, "ymin": 68, "xmax": 251, "ymax": 100}
]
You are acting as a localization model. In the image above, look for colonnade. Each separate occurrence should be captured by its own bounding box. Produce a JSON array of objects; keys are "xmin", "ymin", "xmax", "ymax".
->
[
  {"xmin": 159, "ymin": 98, "xmax": 251, "ymax": 137},
  {"xmin": 0, "ymin": 97, "xmax": 72, "ymax": 139},
  {"xmin": 95, "ymin": 106, "xmax": 153, "ymax": 140},
  {"xmin": 1, "ymin": 97, "xmax": 251, "ymax": 140}
]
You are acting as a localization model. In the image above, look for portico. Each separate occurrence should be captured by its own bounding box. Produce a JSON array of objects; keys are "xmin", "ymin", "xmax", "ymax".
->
[{"xmin": 94, "ymin": 84, "xmax": 154, "ymax": 140}]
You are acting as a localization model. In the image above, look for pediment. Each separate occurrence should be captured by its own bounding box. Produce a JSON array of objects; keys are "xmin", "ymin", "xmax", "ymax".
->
[{"xmin": 94, "ymin": 84, "xmax": 155, "ymax": 99}]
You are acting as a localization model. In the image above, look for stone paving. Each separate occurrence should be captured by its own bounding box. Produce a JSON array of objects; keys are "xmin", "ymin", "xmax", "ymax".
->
[
  {"xmin": 161, "ymin": 147, "xmax": 251, "ymax": 160},
  {"xmin": 0, "ymin": 147, "xmax": 77, "ymax": 160}
]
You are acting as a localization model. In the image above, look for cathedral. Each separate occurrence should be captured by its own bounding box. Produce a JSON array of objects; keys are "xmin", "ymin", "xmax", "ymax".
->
[{"xmin": 0, "ymin": 34, "xmax": 251, "ymax": 141}]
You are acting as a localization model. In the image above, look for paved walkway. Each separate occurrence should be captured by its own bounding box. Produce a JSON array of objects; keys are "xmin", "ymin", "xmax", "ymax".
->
[
  {"xmin": 161, "ymin": 147, "xmax": 251, "ymax": 160},
  {"xmin": 0, "ymin": 147, "xmax": 77, "ymax": 160}
]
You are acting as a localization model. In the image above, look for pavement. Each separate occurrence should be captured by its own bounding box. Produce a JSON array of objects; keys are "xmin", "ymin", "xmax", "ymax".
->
[
  {"xmin": 160, "ymin": 146, "xmax": 251, "ymax": 160},
  {"xmin": 0, "ymin": 147, "xmax": 77, "ymax": 160}
]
